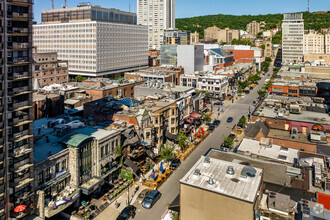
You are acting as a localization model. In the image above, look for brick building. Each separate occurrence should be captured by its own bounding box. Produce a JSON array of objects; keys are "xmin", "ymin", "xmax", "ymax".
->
[
  {"xmin": 33, "ymin": 92, "xmax": 64, "ymax": 120},
  {"xmin": 33, "ymin": 51, "xmax": 69, "ymax": 87}
]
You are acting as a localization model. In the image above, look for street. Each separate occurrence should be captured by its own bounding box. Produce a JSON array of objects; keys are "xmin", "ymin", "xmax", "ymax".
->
[{"xmin": 132, "ymin": 68, "xmax": 273, "ymax": 220}]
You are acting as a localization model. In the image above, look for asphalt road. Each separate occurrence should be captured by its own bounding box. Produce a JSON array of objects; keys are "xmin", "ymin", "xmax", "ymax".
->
[{"xmin": 133, "ymin": 68, "xmax": 273, "ymax": 220}]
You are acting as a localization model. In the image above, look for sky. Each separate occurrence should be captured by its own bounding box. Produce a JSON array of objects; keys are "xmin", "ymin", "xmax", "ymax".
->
[{"xmin": 34, "ymin": 0, "xmax": 330, "ymax": 23}]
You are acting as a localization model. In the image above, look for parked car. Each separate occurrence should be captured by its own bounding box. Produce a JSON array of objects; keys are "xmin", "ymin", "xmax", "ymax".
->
[
  {"xmin": 136, "ymin": 189, "xmax": 151, "ymax": 204},
  {"xmin": 249, "ymin": 87, "xmax": 253, "ymax": 90},
  {"xmin": 228, "ymin": 133, "xmax": 236, "ymax": 139},
  {"xmin": 170, "ymin": 158, "xmax": 181, "ymax": 170},
  {"xmin": 267, "ymin": 74, "xmax": 270, "ymax": 76},
  {"xmin": 116, "ymin": 205, "xmax": 136, "ymax": 220},
  {"xmin": 252, "ymin": 100, "xmax": 257, "ymax": 106},
  {"xmin": 254, "ymin": 81, "xmax": 259, "ymax": 85},
  {"xmin": 212, "ymin": 120, "xmax": 220, "ymax": 126},
  {"xmin": 213, "ymin": 102, "xmax": 223, "ymax": 106},
  {"xmin": 226, "ymin": 117, "xmax": 233, "ymax": 123},
  {"xmin": 142, "ymin": 190, "xmax": 161, "ymax": 209},
  {"xmin": 244, "ymin": 90, "xmax": 250, "ymax": 94},
  {"xmin": 208, "ymin": 125, "xmax": 215, "ymax": 132}
]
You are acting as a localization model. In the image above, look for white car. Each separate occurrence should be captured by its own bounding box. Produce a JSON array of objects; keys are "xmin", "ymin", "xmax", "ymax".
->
[{"xmin": 241, "ymin": 95, "xmax": 246, "ymax": 99}]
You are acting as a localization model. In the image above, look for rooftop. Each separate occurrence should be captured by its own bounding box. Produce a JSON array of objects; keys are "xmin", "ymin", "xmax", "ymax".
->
[
  {"xmin": 180, "ymin": 156, "xmax": 263, "ymax": 203},
  {"xmin": 74, "ymin": 126, "xmax": 120, "ymax": 141},
  {"xmin": 206, "ymin": 149, "xmax": 300, "ymax": 187},
  {"xmin": 237, "ymin": 138, "xmax": 299, "ymax": 164},
  {"xmin": 33, "ymin": 92, "xmax": 60, "ymax": 102}
]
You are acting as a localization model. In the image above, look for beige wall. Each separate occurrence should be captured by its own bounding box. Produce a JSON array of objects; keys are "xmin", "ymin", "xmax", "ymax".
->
[
  {"xmin": 304, "ymin": 54, "xmax": 330, "ymax": 64},
  {"xmin": 204, "ymin": 26, "xmax": 220, "ymax": 41},
  {"xmin": 180, "ymin": 184, "xmax": 256, "ymax": 220},
  {"xmin": 218, "ymin": 28, "xmax": 240, "ymax": 43}
]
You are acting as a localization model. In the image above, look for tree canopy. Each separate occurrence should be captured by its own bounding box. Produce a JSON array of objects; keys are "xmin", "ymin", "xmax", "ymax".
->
[{"xmin": 176, "ymin": 12, "xmax": 330, "ymax": 39}]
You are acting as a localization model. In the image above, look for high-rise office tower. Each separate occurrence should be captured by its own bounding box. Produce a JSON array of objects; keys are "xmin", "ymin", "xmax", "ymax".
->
[
  {"xmin": 282, "ymin": 13, "xmax": 304, "ymax": 64},
  {"xmin": 137, "ymin": 0, "xmax": 175, "ymax": 50},
  {"xmin": 0, "ymin": 0, "xmax": 34, "ymax": 219},
  {"xmin": 34, "ymin": 4, "xmax": 148, "ymax": 78}
]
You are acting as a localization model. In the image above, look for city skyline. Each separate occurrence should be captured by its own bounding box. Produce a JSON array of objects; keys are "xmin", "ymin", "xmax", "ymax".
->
[{"xmin": 33, "ymin": 0, "xmax": 330, "ymax": 24}]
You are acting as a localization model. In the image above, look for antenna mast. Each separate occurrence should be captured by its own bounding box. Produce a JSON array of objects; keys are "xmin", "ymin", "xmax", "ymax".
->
[
  {"xmin": 52, "ymin": 0, "xmax": 54, "ymax": 9},
  {"xmin": 308, "ymin": 0, "xmax": 310, "ymax": 12}
]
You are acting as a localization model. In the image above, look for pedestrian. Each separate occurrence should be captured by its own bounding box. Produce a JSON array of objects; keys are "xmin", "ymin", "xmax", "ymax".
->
[{"xmin": 115, "ymin": 200, "xmax": 119, "ymax": 209}]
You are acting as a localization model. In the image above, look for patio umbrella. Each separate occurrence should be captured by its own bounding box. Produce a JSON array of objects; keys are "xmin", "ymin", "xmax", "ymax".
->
[
  {"xmin": 202, "ymin": 128, "xmax": 204, "ymax": 134},
  {"xmin": 14, "ymin": 205, "xmax": 26, "ymax": 213},
  {"xmin": 160, "ymin": 162, "xmax": 164, "ymax": 173},
  {"xmin": 141, "ymin": 142, "xmax": 148, "ymax": 146},
  {"xmin": 198, "ymin": 130, "xmax": 201, "ymax": 136},
  {"xmin": 151, "ymin": 169, "xmax": 155, "ymax": 180}
]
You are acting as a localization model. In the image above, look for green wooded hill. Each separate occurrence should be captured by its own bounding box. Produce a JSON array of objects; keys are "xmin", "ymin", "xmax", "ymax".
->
[{"xmin": 176, "ymin": 11, "xmax": 330, "ymax": 38}]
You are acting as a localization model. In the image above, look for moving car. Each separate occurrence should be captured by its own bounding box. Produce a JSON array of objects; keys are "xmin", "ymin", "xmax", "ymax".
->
[
  {"xmin": 226, "ymin": 117, "xmax": 233, "ymax": 123},
  {"xmin": 142, "ymin": 190, "xmax": 161, "ymax": 209},
  {"xmin": 213, "ymin": 102, "xmax": 223, "ymax": 106},
  {"xmin": 136, "ymin": 189, "xmax": 151, "ymax": 204},
  {"xmin": 212, "ymin": 120, "xmax": 220, "ymax": 126},
  {"xmin": 116, "ymin": 205, "xmax": 136, "ymax": 220},
  {"xmin": 228, "ymin": 133, "xmax": 236, "ymax": 139}
]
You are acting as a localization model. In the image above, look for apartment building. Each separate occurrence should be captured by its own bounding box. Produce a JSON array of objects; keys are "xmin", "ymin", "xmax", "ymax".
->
[
  {"xmin": 0, "ymin": 0, "xmax": 35, "ymax": 218},
  {"xmin": 304, "ymin": 31, "xmax": 330, "ymax": 54},
  {"xmin": 190, "ymin": 31, "xmax": 199, "ymax": 45},
  {"xmin": 247, "ymin": 21, "xmax": 260, "ymax": 36},
  {"xmin": 204, "ymin": 26, "xmax": 220, "ymax": 41},
  {"xmin": 33, "ymin": 5, "xmax": 148, "ymax": 78},
  {"xmin": 282, "ymin": 13, "xmax": 304, "ymax": 64},
  {"xmin": 264, "ymin": 38, "xmax": 272, "ymax": 58},
  {"xmin": 180, "ymin": 156, "xmax": 263, "ymax": 220},
  {"xmin": 33, "ymin": 51, "xmax": 68, "ymax": 87},
  {"xmin": 163, "ymin": 29, "xmax": 190, "ymax": 45},
  {"xmin": 218, "ymin": 28, "xmax": 240, "ymax": 44},
  {"xmin": 137, "ymin": 0, "xmax": 175, "ymax": 50}
]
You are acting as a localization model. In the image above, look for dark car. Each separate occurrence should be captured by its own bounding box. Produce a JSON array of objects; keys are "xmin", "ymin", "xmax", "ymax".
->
[
  {"xmin": 252, "ymin": 100, "xmax": 257, "ymax": 106},
  {"xmin": 267, "ymin": 74, "xmax": 270, "ymax": 76},
  {"xmin": 226, "ymin": 117, "xmax": 233, "ymax": 123},
  {"xmin": 142, "ymin": 190, "xmax": 161, "ymax": 209},
  {"xmin": 170, "ymin": 158, "xmax": 181, "ymax": 170},
  {"xmin": 213, "ymin": 102, "xmax": 223, "ymax": 106},
  {"xmin": 212, "ymin": 120, "xmax": 220, "ymax": 126},
  {"xmin": 116, "ymin": 205, "xmax": 136, "ymax": 220},
  {"xmin": 254, "ymin": 81, "xmax": 259, "ymax": 85},
  {"xmin": 228, "ymin": 133, "xmax": 236, "ymax": 139},
  {"xmin": 249, "ymin": 87, "xmax": 253, "ymax": 90},
  {"xmin": 208, "ymin": 125, "xmax": 215, "ymax": 132}
]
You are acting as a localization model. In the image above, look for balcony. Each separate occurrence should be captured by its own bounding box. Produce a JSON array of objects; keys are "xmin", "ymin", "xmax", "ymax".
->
[
  {"xmin": 11, "ymin": 27, "xmax": 29, "ymax": 34},
  {"xmin": 12, "ymin": 42, "xmax": 30, "ymax": 49},
  {"xmin": 12, "ymin": 86, "xmax": 30, "ymax": 95},
  {"xmin": 12, "ymin": 57, "xmax": 29, "ymax": 64},
  {"xmin": 13, "ymin": 158, "xmax": 31, "ymax": 170},
  {"xmin": 13, "ymin": 115, "xmax": 29, "ymax": 124},
  {"xmin": 12, "ymin": 12, "xmax": 30, "ymax": 19},
  {"xmin": 10, "ymin": 129, "xmax": 32, "ymax": 142},
  {"xmin": 14, "ymin": 146, "xmax": 32, "ymax": 158},
  {"xmin": 15, "ymin": 178, "xmax": 34, "ymax": 191},
  {"xmin": 9, "ymin": 72, "xmax": 30, "ymax": 80},
  {"xmin": 12, "ymin": 101, "xmax": 30, "ymax": 109},
  {"xmin": 8, "ymin": 0, "xmax": 33, "ymax": 3}
]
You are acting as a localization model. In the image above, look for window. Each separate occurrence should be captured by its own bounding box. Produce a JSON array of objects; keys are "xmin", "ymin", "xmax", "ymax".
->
[
  {"xmin": 45, "ymin": 167, "xmax": 51, "ymax": 181},
  {"xmin": 55, "ymin": 162, "xmax": 60, "ymax": 173},
  {"xmin": 101, "ymin": 146, "xmax": 105, "ymax": 158},
  {"xmin": 273, "ymin": 87, "xmax": 282, "ymax": 92},
  {"xmin": 288, "ymin": 89, "xmax": 297, "ymax": 94},
  {"xmin": 62, "ymin": 159, "xmax": 67, "ymax": 170},
  {"xmin": 280, "ymin": 146, "xmax": 288, "ymax": 151},
  {"xmin": 105, "ymin": 144, "xmax": 109, "ymax": 156},
  {"xmin": 38, "ymin": 171, "xmax": 43, "ymax": 185},
  {"xmin": 278, "ymin": 155, "xmax": 287, "ymax": 160}
]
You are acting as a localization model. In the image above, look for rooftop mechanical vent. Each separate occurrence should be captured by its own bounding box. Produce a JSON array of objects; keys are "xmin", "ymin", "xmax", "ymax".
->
[
  {"xmin": 203, "ymin": 157, "xmax": 210, "ymax": 164},
  {"xmin": 226, "ymin": 166, "xmax": 234, "ymax": 175},
  {"xmin": 208, "ymin": 177, "xmax": 215, "ymax": 185},
  {"xmin": 193, "ymin": 169, "xmax": 201, "ymax": 176},
  {"xmin": 240, "ymin": 166, "xmax": 257, "ymax": 179}
]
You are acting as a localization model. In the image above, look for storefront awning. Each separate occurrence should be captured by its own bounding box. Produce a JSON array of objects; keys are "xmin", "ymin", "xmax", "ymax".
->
[
  {"xmin": 166, "ymin": 131, "xmax": 179, "ymax": 141},
  {"xmin": 185, "ymin": 119, "xmax": 193, "ymax": 124},
  {"xmin": 189, "ymin": 112, "xmax": 202, "ymax": 119},
  {"xmin": 46, "ymin": 172, "xmax": 70, "ymax": 186},
  {"xmin": 123, "ymin": 159, "xmax": 141, "ymax": 176}
]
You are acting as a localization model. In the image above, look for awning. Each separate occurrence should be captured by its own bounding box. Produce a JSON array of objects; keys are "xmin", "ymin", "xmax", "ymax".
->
[
  {"xmin": 47, "ymin": 172, "xmax": 71, "ymax": 186},
  {"xmin": 123, "ymin": 159, "xmax": 141, "ymax": 176},
  {"xmin": 189, "ymin": 112, "xmax": 202, "ymax": 119},
  {"xmin": 166, "ymin": 131, "xmax": 179, "ymax": 141},
  {"xmin": 123, "ymin": 136, "xmax": 140, "ymax": 146},
  {"xmin": 185, "ymin": 119, "xmax": 193, "ymax": 124}
]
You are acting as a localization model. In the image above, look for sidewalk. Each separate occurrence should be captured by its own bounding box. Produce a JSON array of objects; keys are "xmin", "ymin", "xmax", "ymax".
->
[{"xmin": 95, "ymin": 182, "xmax": 146, "ymax": 220}]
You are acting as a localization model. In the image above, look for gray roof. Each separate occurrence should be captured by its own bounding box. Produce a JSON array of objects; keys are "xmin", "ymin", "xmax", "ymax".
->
[{"xmin": 245, "ymin": 120, "xmax": 270, "ymax": 138}]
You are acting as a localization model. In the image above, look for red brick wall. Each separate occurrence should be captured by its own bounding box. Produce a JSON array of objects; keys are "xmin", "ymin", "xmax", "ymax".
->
[
  {"xmin": 112, "ymin": 114, "xmax": 138, "ymax": 132},
  {"xmin": 225, "ymin": 50, "xmax": 254, "ymax": 63}
]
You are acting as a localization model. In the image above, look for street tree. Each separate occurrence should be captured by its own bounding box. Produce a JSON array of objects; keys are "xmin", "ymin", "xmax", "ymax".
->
[
  {"xmin": 159, "ymin": 144, "xmax": 174, "ymax": 160},
  {"xmin": 178, "ymin": 132, "xmax": 188, "ymax": 152}
]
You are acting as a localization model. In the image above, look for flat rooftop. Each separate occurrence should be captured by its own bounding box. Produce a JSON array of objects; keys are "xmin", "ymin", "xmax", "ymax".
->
[
  {"xmin": 180, "ymin": 156, "xmax": 263, "ymax": 203},
  {"xmin": 237, "ymin": 138, "xmax": 299, "ymax": 164},
  {"xmin": 206, "ymin": 149, "xmax": 300, "ymax": 187},
  {"xmin": 253, "ymin": 104, "xmax": 329, "ymax": 126}
]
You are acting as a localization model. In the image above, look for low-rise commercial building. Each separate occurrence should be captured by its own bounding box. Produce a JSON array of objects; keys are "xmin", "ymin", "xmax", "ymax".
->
[
  {"xmin": 180, "ymin": 156, "xmax": 263, "ymax": 220},
  {"xmin": 181, "ymin": 72, "xmax": 229, "ymax": 100},
  {"xmin": 124, "ymin": 66, "xmax": 184, "ymax": 85}
]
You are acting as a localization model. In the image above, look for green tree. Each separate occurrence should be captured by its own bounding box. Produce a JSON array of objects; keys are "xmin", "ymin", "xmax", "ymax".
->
[
  {"xmin": 75, "ymin": 75, "xmax": 87, "ymax": 82},
  {"xmin": 116, "ymin": 145, "xmax": 123, "ymax": 157},
  {"xmin": 178, "ymin": 132, "xmax": 188, "ymax": 152},
  {"xmin": 212, "ymin": 39, "xmax": 218, "ymax": 43},
  {"xmin": 224, "ymin": 137, "xmax": 234, "ymax": 148},
  {"xmin": 239, "ymin": 116, "xmax": 247, "ymax": 126},
  {"xmin": 261, "ymin": 61, "xmax": 270, "ymax": 71},
  {"xmin": 203, "ymin": 113, "xmax": 212, "ymax": 123},
  {"xmin": 260, "ymin": 45, "xmax": 265, "ymax": 50},
  {"xmin": 258, "ymin": 89, "xmax": 267, "ymax": 98},
  {"xmin": 256, "ymin": 31, "xmax": 263, "ymax": 39},
  {"xmin": 265, "ymin": 57, "xmax": 272, "ymax": 62},
  {"xmin": 159, "ymin": 144, "xmax": 174, "ymax": 160}
]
